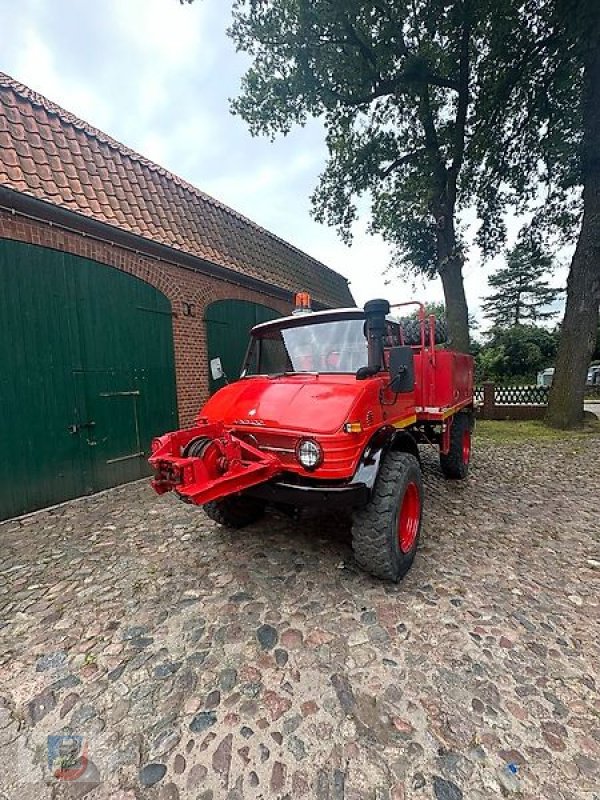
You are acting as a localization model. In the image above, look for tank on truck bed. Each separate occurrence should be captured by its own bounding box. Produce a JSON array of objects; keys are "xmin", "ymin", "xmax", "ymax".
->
[{"xmin": 150, "ymin": 296, "xmax": 474, "ymax": 581}]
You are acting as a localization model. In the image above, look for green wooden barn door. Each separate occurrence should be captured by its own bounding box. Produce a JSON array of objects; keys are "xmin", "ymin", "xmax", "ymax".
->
[
  {"xmin": 0, "ymin": 239, "xmax": 178, "ymax": 520},
  {"xmin": 205, "ymin": 300, "xmax": 281, "ymax": 393}
]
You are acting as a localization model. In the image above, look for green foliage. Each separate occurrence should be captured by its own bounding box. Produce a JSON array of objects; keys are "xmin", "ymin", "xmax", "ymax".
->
[
  {"xmin": 467, "ymin": 0, "xmax": 590, "ymax": 251},
  {"xmin": 476, "ymin": 325, "xmax": 559, "ymax": 384},
  {"xmin": 482, "ymin": 233, "xmax": 562, "ymax": 327},
  {"xmin": 225, "ymin": 1, "xmax": 484, "ymax": 273}
]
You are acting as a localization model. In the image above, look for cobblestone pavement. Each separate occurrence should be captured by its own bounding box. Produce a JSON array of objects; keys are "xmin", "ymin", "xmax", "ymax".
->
[{"xmin": 1, "ymin": 437, "xmax": 599, "ymax": 800}]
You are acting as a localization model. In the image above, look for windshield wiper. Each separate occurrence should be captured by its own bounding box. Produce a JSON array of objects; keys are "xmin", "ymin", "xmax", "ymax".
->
[{"xmin": 267, "ymin": 371, "xmax": 319, "ymax": 379}]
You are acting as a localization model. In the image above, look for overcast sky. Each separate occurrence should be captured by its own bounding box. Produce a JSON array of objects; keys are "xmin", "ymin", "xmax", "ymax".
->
[{"xmin": 0, "ymin": 0, "xmax": 569, "ymax": 322}]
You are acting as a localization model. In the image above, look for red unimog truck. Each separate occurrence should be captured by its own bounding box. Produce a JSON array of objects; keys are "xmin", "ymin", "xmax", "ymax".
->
[{"xmin": 150, "ymin": 296, "xmax": 474, "ymax": 582}]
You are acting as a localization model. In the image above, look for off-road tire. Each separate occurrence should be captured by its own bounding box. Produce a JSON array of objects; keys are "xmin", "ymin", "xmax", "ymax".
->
[
  {"xmin": 440, "ymin": 411, "xmax": 473, "ymax": 480},
  {"xmin": 400, "ymin": 317, "xmax": 448, "ymax": 346},
  {"xmin": 203, "ymin": 495, "xmax": 266, "ymax": 528},
  {"xmin": 351, "ymin": 451, "xmax": 423, "ymax": 582}
]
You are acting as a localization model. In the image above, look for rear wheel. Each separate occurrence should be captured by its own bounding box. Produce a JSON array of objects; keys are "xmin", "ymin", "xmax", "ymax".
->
[
  {"xmin": 440, "ymin": 412, "xmax": 473, "ymax": 480},
  {"xmin": 351, "ymin": 451, "xmax": 423, "ymax": 582},
  {"xmin": 203, "ymin": 495, "xmax": 266, "ymax": 528}
]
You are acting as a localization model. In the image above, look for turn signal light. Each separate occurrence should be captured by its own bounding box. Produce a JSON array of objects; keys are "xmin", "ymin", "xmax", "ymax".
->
[{"xmin": 343, "ymin": 422, "xmax": 363, "ymax": 433}]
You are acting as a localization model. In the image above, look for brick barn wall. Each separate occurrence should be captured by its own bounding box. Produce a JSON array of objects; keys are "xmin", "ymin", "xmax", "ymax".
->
[{"xmin": 0, "ymin": 210, "xmax": 291, "ymax": 426}]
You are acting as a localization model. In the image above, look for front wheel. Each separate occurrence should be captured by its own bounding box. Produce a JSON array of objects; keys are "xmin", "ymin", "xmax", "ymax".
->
[
  {"xmin": 351, "ymin": 451, "xmax": 423, "ymax": 582},
  {"xmin": 440, "ymin": 412, "xmax": 473, "ymax": 480},
  {"xmin": 203, "ymin": 495, "xmax": 266, "ymax": 528}
]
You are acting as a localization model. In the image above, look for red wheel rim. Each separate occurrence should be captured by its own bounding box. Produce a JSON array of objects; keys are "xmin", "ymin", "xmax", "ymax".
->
[
  {"xmin": 462, "ymin": 429, "xmax": 471, "ymax": 464},
  {"xmin": 398, "ymin": 481, "xmax": 421, "ymax": 553}
]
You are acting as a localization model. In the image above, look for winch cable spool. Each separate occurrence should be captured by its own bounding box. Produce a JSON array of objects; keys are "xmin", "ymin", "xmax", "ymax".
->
[{"xmin": 183, "ymin": 436, "xmax": 224, "ymax": 478}]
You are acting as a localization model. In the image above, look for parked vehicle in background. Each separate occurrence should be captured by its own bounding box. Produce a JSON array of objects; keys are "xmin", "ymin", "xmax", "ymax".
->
[
  {"xmin": 149, "ymin": 294, "xmax": 474, "ymax": 582},
  {"xmin": 538, "ymin": 364, "xmax": 600, "ymax": 388},
  {"xmin": 537, "ymin": 367, "xmax": 555, "ymax": 387},
  {"xmin": 587, "ymin": 364, "xmax": 600, "ymax": 386}
]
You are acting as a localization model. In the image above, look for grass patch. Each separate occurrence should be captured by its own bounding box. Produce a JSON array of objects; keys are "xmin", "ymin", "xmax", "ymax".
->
[{"xmin": 476, "ymin": 418, "xmax": 600, "ymax": 442}]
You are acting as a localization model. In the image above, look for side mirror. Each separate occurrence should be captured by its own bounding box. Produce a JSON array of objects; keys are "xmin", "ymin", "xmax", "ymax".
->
[
  {"xmin": 388, "ymin": 346, "xmax": 415, "ymax": 393},
  {"xmin": 210, "ymin": 357, "xmax": 224, "ymax": 381}
]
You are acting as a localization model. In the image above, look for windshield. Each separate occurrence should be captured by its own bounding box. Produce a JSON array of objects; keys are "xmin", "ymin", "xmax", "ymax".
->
[{"xmin": 244, "ymin": 318, "xmax": 369, "ymax": 375}]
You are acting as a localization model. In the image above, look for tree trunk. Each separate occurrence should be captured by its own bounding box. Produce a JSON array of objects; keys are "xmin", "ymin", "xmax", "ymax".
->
[
  {"xmin": 436, "ymin": 220, "xmax": 470, "ymax": 352},
  {"xmin": 439, "ymin": 257, "xmax": 470, "ymax": 352},
  {"xmin": 546, "ymin": 15, "xmax": 600, "ymax": 429}
]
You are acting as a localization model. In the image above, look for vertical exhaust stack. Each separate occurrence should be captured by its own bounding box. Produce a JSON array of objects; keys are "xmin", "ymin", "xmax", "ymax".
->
[{"xmin": 364, "ymin": 298, "xmax": 390, "ymax": 370}]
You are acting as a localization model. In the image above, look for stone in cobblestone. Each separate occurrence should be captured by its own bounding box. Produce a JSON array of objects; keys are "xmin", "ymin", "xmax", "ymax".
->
[
  {"xmin": 240, "ymin": 682, "xmax": 262, "ymax": 698},
  {"xmin": 130, "ymin": 636, "xmax": 154, "ymax": 649},
  {"xmin": 189, "ymin": 711, "xmax": 217, "ymax": 733},
  {"xmin": 331, "ymin": 673, "xmax": 355, "ymax": 714},
  {"xmin": 263, "ymin": 690, "xmax": 292, "ymax": 720},
  {"xmin": 186, "ymin": 763, "xmax": 208, "ymax": 788},
  {"xmin": 107, "ymin": 664, "xmax": 126, "ymax": 682},
  {"xmin": 152, "ymin": 728, "xmax": 181, "ymax": 758},
  {"xmin": 154, "ymin": 661, "xmax": 182, "ymax": 678},
  {"xmin": 271, "ymin": 731, "xmax": 283, "ymax": 745},
  {"xmin": 287, "ymin": 735, "xmax": 307, "ymax": 761},
  {"xmin": 188, "ymin": 650, "xmax": 209, "ymax": 665},
  {"xmin": 498, "ymin": 749, "xmax": 526, "ymax": 766},
  {"xmin": 240, "ymin": 725, "xmax": 254, "ymax": 739},
  {"xmin": 219, "ymin": 668, "xmax": 237, "ymax": 692},
  {"xmin": 301, "ymin": 700, "xmax": 318, "ymax": 717},
  {"xmin": 275, "ymin": 648, "xmax": 288, "ymax": 667},
  {"xmin": 123, "ymin": 625, "xmax": 149, "ymax": 640},
  {"xmin": 212, "ymin": 733, "xmax": 232, "ymax": 786},
  {"xmin": 70, "ymin": 703, "xmax": 97, "ymax": 727},
  {"xmin": 49, "ymin": 673, "xmax": 82, "ymax": 692},
  {"xmin": 260, "ymin": 743, "xmax": 270, "ymax": 762},
  {"xmin": 27, "ymin": 689, "xmax": 56, "ymax": 724},
  {"xmin": 281, "ymin": 628, "xmax": 303, "ymax": 649},
  {"xmin": 271, "ymin": 760, "xmax": 287, "ymax": 792},
  {"xmin": 541, "ymin": 721, "xmax": 568, "ymax": 751},
  {"xmin": 230, "ymin": 591, "xmax": 253, "ymax": 603},
  {"xmin": 36, "ymin": 651, "xmax": 67, "ymax": 671},
  {"xmin": 59, "ymin": 692, "xmax": 80, "ymax": 719},
  {"xmin": 433, "ymin": 776, "xmax": 463, "ymax": 800},
  {"xmin": 283, "ymin": 714, "xmax": 302, "ymax": 735},
  {"xmin": 139, "ymin": 762, "xmax": 167, "ymax": 787},
  {"xmin": 575, "ymin": 754, "xmax": 598, "ymax": 776},
  {"xmin": 159, "ymin": 783, "xmax": 180, "ymax": 800},
  {"xmin": 173, "ymin": 753, "xmax": 186, "ymax": 774},
  {"xmin": 248, "ymin": 770, "xmax": 259, "ymax": 787},
  {"xmin": 257, "ymin": 623, "xmax": 278, "ymax": 650},
  {"xmin": 205, "ymin": 689, "xmax": 221, "ymax": 709},
  {"xmin": 360, "ymin": 609, "xmax": 377, "ymax": 624}
]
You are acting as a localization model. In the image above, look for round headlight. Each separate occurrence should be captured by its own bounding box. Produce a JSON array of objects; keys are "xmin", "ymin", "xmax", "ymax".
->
[{"xmin": 296, "ymin": 438, "xmax": 323, "ymax": 470}]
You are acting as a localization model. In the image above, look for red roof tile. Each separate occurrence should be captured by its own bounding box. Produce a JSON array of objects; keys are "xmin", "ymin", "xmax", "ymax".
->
[{"xmin": 0, "ymin": 73, "xmax": 353, "ymax": 308}]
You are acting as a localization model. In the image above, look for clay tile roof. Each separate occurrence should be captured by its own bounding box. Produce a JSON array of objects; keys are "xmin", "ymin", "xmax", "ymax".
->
[{"xmin": 0, "ymin": 72, "xmax": 353, "ymax": 308}]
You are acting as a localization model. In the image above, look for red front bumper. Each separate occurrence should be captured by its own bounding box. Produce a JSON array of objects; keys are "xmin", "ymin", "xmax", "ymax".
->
[{"xmin": 148, "ymin": 420, "xmax": 282, "ymax": 506}]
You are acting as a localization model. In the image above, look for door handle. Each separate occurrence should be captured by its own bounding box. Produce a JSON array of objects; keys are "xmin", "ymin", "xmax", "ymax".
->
[{"xmin": 68, "ymin": 421, "xmax": 96, "ymax": 434}]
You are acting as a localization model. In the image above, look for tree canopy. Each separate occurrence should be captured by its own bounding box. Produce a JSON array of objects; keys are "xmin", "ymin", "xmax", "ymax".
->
[
  {"xmin": 220, "ymin": 0, "xmax": 527, "ymax": 352},
  {"xmin": 482, "ymin": 234, "xmax": 561, "ymax": 328},
  {"xmin": 183, "ymin": 0, "xmax": 598, "ymax": 425}
]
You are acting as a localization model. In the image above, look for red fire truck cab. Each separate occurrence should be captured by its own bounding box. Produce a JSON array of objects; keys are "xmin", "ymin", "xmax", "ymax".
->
[{"xmin": 150, "ymin": 297, "xmax": 474, "ymax": 582}]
